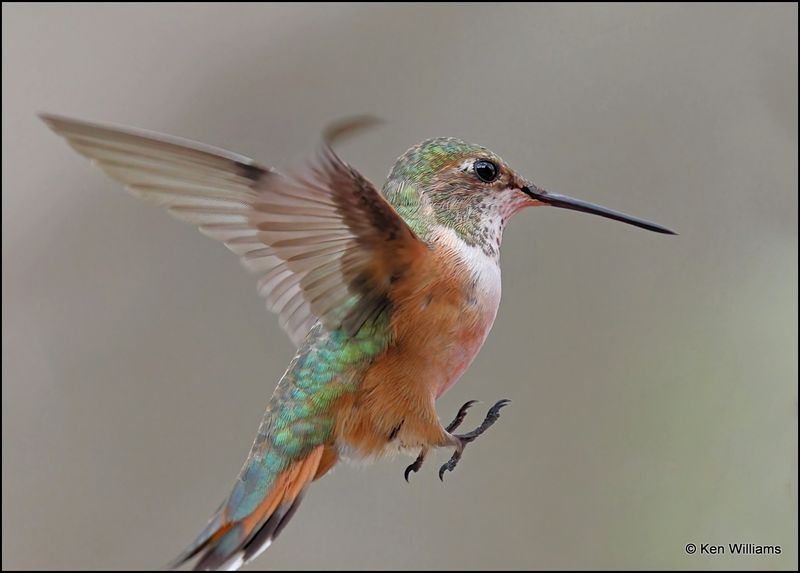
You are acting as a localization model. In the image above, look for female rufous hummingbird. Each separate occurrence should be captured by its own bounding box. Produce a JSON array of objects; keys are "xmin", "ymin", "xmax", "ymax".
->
[{"xmin": 41, "ymin": 114, "xmax": 675, "ymax": 571}]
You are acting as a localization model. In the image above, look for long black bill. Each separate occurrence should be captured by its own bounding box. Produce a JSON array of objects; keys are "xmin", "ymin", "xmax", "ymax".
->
[{"xmin": 522, "ymin": 186, "xmax": 677, "ymax": 235}]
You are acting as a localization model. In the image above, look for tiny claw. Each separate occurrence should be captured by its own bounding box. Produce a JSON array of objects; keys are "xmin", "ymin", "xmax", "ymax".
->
[
  {"xmin": 491, "ymin": 399, "xmax": 511, "ymax": 413},
  {"xmin": 404, "ymin": 450, "xmax": 426, "ymax": 482},
  {"xmin": 446, "ymin": 399, "xmax": 480, "ymax": 432},
  {"xmin": 481, "ymin": 399, "xmax": 510, "ymax": 425},
  {"xmin": 438, "ymin": 448, "xmax": 463, "ymax": 482}
]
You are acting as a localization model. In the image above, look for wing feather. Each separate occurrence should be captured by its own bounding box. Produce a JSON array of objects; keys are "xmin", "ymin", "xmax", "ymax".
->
[{"xmin": 41, "ymin": 114, "xmax": 426, "ymax": 346}]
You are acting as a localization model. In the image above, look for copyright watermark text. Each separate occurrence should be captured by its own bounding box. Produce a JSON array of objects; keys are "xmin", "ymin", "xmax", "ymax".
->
[{"xmin": 685, "ymin": 543, "xmax": 782, "ymax": 556}]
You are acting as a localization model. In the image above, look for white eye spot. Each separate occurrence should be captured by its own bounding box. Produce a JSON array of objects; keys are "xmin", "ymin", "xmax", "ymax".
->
[{"xmin": 458, "ymin": 160, "xmax": 474, "ymax": 173}]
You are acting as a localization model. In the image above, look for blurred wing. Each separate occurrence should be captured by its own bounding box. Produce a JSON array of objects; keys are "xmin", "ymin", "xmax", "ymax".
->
[{"xmin": 41, "ymin": 114, "xmax": 427, "ymax": 345}]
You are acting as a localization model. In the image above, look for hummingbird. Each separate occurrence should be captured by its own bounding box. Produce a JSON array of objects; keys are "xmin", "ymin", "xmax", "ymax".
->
[{"xmin": 41, "ymin": 113, "xmax": 675, "ymax": 571}]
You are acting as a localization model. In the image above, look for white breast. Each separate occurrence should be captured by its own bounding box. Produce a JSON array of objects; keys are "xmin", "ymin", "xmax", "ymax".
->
[{"xmin": 435, "ymin": 226, "xmax": 502, "ymax": 310}]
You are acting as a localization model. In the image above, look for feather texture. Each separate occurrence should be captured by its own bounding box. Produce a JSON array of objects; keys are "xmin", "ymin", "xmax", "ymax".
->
[{"xmin": 41, "ymin": 114, "xmax": 426, "ymax": 345}]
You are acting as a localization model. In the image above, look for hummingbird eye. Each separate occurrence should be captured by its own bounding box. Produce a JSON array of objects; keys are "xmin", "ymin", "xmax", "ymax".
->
[{"xmin": 473, "ymin": 159, "xmax": 498, "ymax": 183}]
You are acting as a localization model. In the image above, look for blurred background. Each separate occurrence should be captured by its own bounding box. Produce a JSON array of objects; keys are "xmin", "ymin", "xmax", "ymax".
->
[{"xmin": 2, "ymin": 3, "xmax": 797, "ymax": 570}]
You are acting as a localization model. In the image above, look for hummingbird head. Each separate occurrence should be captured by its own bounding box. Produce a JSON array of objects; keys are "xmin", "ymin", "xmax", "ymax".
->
[{"xmin": 384, "ymin": 137, "xmax": 675, "ymax": 257}]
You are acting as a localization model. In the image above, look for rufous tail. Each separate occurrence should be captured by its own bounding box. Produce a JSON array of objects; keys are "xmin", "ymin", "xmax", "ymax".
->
[{"xmin": 169, "ymin": 445, "xmax": 337, "ymax": 571}]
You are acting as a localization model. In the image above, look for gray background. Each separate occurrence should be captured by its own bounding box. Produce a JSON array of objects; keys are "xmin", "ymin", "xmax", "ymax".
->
[{"xmin": 3, "ymin": 3, "xmax": 797, "ymax": 570}]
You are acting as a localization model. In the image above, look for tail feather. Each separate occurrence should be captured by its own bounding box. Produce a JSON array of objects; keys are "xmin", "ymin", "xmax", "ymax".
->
[
  {"xmin": 241, "ymin": 493, "xmax": 304, "ymax": 564},
  {"xmin": 165, "ymin": 507, "xmax": 228, "ymax": 569},
  {"xmin": 170, "ymin": 445, "xmax": 326, "ymax": 571}
]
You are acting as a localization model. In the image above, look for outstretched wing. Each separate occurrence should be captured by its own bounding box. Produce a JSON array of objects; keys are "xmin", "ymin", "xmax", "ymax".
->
[{"xmin": 41, "ymin": 114, "xmax": 427, "ymax": 345}]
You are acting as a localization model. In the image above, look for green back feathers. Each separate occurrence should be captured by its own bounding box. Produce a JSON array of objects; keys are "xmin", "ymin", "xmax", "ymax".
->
[{"xmin": 226, "ymin": 314, "xmax": 391, "ymax": 521}]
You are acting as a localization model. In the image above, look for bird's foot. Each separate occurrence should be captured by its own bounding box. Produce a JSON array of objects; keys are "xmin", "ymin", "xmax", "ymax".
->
[
  {"xmin": 438, "ymin": 399, "xmax": 510, "ymax": 481},
  {"xmin": 403, "ymin": 400, "xmax": 479, "ymax": 482}
]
